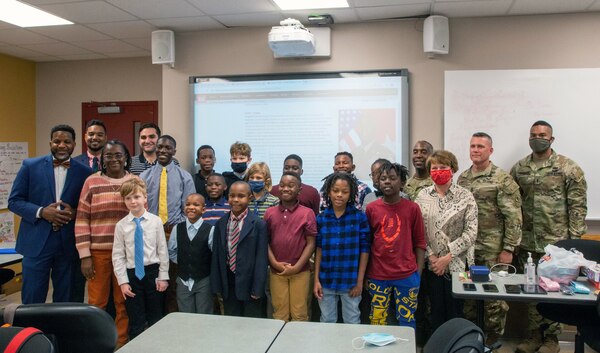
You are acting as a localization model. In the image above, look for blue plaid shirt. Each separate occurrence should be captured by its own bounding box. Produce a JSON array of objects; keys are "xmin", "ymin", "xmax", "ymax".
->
[{"xmin": 316, "ymin": 205, "xmax": 371, "ymax": 290}]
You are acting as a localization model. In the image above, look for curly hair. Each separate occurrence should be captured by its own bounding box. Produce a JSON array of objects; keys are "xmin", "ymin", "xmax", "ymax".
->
[{"xmin": 322, "ymin": 172, "xmax": 358, "ymax": 207}]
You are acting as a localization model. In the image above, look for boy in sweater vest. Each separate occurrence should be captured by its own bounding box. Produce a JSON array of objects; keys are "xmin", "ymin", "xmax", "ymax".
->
[{"xmin": 167, "ymin": 193, "xmax": 215, "ymax": 314}]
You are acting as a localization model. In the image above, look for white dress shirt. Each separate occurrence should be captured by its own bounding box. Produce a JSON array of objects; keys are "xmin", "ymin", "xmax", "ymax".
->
[{"xmin": 112, "ymin": 210, "xmax": 170, "ymax": 285}]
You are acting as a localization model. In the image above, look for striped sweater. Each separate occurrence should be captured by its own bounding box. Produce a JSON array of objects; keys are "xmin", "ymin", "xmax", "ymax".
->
[{"xmin": 75, "ymin": 173, "xmax": 138, "ymax": 258}]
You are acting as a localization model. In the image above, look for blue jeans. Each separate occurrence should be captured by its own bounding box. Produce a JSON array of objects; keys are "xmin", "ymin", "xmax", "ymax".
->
[
  {"xmin": 318, "ymin": 288, "xmax": 361, "ymax": 324},
  {"xmin": 367, "ymin": 272, "xmax": 420, "ymax": 328}
]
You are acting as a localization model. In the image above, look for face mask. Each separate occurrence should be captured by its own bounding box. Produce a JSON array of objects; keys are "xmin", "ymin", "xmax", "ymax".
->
[
  {"xmin": 430, "ymin": 169, "xmax": 453, "ymax": 185},
  {"xmin": 231, "ymin": 162, "xmax": 247, "ymax": 173},
  {"xmin": 352, "ymin": 333, "xmax": 407, "ymax": 349},
  {"xmin": 248, "ymin": 180, "xmax": 265, "ymax": 193},
  {"xmin": 529, "ymin": 138, "xmax": 551, "ymax": 153}
]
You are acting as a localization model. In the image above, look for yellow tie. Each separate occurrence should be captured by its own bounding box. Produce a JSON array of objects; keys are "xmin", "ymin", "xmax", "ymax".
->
[{"xmin": 158, "ymin": 167, "xmax": 168, "ymax": 224}]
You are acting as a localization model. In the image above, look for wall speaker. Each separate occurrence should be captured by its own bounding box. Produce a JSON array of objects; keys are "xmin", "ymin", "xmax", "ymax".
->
[
  {"xmin": 423, "ymin": 16, "xmax": 449, "ymax": 55},
  {"xmin": 151, "ymin": 30, "xmax": 175, "ymax": 65}
]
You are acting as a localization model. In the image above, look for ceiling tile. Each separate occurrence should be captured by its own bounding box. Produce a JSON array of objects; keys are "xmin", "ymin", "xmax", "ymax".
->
[
  {"xmin": 147, "ymin": 16, "xmax": 225, "ymax": 32},
  {"xmin": 88, "ymin": 20, "xmax": 156, "ymax": 39},
  {"xmin": 0, "ymin": 45, "xmax": 49, "ymax": 58},
  {"xmin": 107, "ymin": 0, "xmax": 205, "ymax": 19},
  {"xmin": 105, "ymin": 50, "xmax": 150, "ymax": 58},
  {"xmin": 282, "ymin": 8, "xmax": 360, "ymax": 23},
  {"xmin": 56, "ymin": 53, "xmax": 109, "ymax": 60},
  {"xmin": 72, "ymin": 39, "xmax": 141, "ymax": 53},
  {"xmin": 352, "ymin": 0, "xmax": 430, "ymax": 6},
  {"xmin": 0, "ymin": 28, "xmax": 57, "ymax": 45},
  {"xmin": 24, "ymin": 55, "xmax": 64, "ymax": 62},
  {"xmin": 38, "ymin": 1, "xmax": 137, "ymax": 24},
  {"xmin": 187, "ymin": 0, "xmax": 279, "ymax": 15},
  {"xmin": 22, "ymin": 0, "xmax": 82, "ymax": 4},
  {"xmin": 509, "ymin": 0, "xmax": 595, "ymax": 15},
  {"xmin": 433, "ymin": 0, "xmax": 513, "ymax": 17},
  {"xmin": 213, "ymin": 12, "xmax": 286, "ymax": 27},
  {"xmin": 355, "ymin": 4, "xmax": 430, "ymax": 20},
  {"xmin": 30, "ymin": 25, "xmax": 110, "ymax": 41},
  {"xmin": 21, "ymin": 42, "xmax": 93, "ymax": 56},
  {"xmin": 122, "ymin": 37, "xmax": 151, "ymax": 50}
]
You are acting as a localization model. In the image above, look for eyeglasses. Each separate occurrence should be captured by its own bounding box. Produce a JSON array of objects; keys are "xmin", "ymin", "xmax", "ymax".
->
[{"xmin": 104, "ymin": 153, "xmax": 124, "ymax": 160}]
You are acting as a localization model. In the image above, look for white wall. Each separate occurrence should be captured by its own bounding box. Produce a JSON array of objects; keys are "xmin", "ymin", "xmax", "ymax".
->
[
  {"xmin": 36, "ymin": 57, "xmax": 162, "ymax": 156},
  {"xmin": 35, "ymin": 12, "xmax": 600, "ymax": 230}
]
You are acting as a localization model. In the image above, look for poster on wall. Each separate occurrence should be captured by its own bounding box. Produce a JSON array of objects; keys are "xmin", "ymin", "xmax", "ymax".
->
[
  {"xmin": 0, "ymin": 212, "xmax": 16, "ymax": 254},
  {"xmin": 0, "ymin": 142, "xmax": 28, "ymax": 209}
]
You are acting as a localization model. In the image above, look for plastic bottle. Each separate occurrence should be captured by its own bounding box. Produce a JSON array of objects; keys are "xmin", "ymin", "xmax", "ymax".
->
[{"xmin": 525, "ymin": 252, "xmax": 536, "ymax": 285}]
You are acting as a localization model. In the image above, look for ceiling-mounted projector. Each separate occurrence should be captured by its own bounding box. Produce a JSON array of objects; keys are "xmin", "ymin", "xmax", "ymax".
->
[{"xmin": 268, "ymin": 18, "xmax": 315, "ymax": 58}]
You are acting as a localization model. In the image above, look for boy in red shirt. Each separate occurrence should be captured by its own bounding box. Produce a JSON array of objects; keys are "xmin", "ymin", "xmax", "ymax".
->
[
  {"xmin": 365, "ymin": 162, "xmax": 426, "ymax": 328},
  {"xmin": 265, "ymin": 172, "xmax": 317, "ymax": 321}
]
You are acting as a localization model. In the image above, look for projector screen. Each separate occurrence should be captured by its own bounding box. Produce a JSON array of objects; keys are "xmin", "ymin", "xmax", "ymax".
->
[{"xmin": 191, "ymin": 70, "xmax": 409, "ymax": 189}]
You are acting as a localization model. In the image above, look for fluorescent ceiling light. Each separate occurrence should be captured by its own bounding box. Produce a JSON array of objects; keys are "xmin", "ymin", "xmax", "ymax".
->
[
  {"xmin": 0, "ymin": 0, "xmax": 73, "ymax": 27},
  {"xmin": 273, "ymin": 0, "xmax": 349, "ymax": 11}
]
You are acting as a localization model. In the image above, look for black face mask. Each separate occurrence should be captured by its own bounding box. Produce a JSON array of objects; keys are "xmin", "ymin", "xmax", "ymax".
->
[{"xmin": 231, "ymin": 162, "xmax": 247, "ymax": 173}]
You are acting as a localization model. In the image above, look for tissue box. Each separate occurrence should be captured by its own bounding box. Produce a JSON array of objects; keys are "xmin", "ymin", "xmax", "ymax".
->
[
  {"xmin": 469, "ymin": 265, "xmax": 490, "ymax": 282},
  {"xmin": 584, "ymin": 265, "xmax": 600, "ymax": 289}
]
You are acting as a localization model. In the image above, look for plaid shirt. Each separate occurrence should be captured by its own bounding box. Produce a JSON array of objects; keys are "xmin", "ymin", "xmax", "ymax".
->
[{"xmin": 316, "ymin": 205, "xmax": 371, "ymax": 290}]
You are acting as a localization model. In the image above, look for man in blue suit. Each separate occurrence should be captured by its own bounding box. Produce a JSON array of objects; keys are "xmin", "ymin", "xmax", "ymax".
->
[
  {"xmin": 70, "ymin": 119, "xmax": 106, "ymax": 302},
  {"xmin": 9, "ymin": 124, "xmax": 92, "ymax": 304},
  {"xmin": 72, "ymin": 119, "xmax": 107, "ymax": 173}
]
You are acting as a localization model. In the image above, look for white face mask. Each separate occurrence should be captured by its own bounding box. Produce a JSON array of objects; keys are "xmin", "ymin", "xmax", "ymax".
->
[{"xmin": 352, "ymin": 333, "xmax": 408, "ymax": 349}]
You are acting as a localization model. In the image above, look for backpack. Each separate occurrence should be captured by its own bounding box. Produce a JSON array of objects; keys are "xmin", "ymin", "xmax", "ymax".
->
[{"xmin": 424, "ymin": 318, "xmax": 485, "ymax": 353}]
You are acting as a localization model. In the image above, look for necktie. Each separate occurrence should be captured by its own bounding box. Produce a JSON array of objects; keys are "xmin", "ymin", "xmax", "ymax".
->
[
  {"xmin": 158, "ymin": 167, "xmax": 168, "ymax": 224},
  {"xmin": 92, "ymin": 157, "xmax": 99, "ymax": 173},
  {"xmin": 53, "ymin": 159, "xmax": 70, "ymax": 168},
  {"xmin": 134, "ymin": 217, "xmax": 145, "ymax": 280},
  {"xmin": 228, "ymin": 217, "xmax": 241, "ymax": 273}
]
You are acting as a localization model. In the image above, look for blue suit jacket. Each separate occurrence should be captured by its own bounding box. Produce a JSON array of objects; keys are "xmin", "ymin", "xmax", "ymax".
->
[
  {"xmin": 8, "ymin": 155, "xmax": 92, "ymax": 258},
  {"xmin": 72, "ymin": 153, "xmax": 90, "ymax": 168},
  {"xmin": 210, "ymin": 211, "xmax": 268, "ymax": 301}
]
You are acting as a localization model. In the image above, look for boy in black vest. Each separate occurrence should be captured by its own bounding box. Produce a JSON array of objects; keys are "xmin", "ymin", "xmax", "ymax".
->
[{"xmin": 167, "ymin": 193, "xmax": 214, "ymax": 314}]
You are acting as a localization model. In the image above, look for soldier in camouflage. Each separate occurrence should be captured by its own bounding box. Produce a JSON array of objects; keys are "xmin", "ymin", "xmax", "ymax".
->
[
  {"xmin": 405, "ymin": 141, "xmax": 434, "ymax": 344},
  {"xmin": 510, "ymin": 120, "xmax": 587, "ymax": 353},
  {"xmin": 458, "ymin": 132, "xmax": 522, "ymax": 348},
  {"xmin": 404, "ymin": 141, "xmax": 434, "ymax": 201}
]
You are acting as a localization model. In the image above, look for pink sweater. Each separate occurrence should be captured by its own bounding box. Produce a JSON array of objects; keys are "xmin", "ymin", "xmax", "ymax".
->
[{"xmin": 75, "ymin": 173, "xmax": 137, "ymax": 258}]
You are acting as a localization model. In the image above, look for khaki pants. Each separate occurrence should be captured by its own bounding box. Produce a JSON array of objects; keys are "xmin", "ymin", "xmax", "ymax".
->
[
  {"xmin": 270, "ymin": 270, "xmax": 310, "ymax": 321},
  {"xmin": 87, "ymin": 250, "xmax": 129, "ymax": 346}
]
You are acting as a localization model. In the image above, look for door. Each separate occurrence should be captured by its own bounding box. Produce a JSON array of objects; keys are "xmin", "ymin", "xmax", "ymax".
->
[{"xmin": 81, "ymin": 101, "xmax": 159, "ymax": 156}]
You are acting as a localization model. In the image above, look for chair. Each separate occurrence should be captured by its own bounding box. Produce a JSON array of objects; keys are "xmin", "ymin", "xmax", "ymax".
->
[
  {"xmin": 1, "ymin": 303, "xmax": 117, "ymax": 353},
  {"xmin": 537, "ymin": 238, "xmax": 600, "ymax": 353},
  {"xmin": 423, "ymin": 317, "xmax": 485, "ymax": 353}
]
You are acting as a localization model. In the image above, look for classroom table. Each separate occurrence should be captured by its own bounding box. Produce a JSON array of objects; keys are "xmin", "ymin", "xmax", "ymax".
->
[
  {"xmin": 267, "ymin": 321, "xmax": 416, "ymax": 353},
  {"xmin": 0, "ymin": 254, "xmax": 22, "ymax": 267},
  {"xmin": 451, "ymin": 272, "xmax": 597, "ymax": 328},
  {"xmin": 117, "ymin": 312, "xmax": 285, "ymax": 353}
]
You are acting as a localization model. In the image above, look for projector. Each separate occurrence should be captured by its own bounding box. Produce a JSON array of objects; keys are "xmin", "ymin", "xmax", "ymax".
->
[{"xmin": 268, "ymin": 18, "xmax": 315, "ymax": 58}]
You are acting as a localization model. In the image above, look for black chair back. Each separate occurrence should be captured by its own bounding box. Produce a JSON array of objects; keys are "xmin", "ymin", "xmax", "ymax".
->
[
  {"xmin": 3, "ymin": 303, "xmax": 116, "ymax": 353},
  {"xmin": 423, "ymin": 318, "xmax": 485, "ymax": 353},
  {"xmin": 553, "ymin": 239, "xmax": 600, "ymax": 263}
]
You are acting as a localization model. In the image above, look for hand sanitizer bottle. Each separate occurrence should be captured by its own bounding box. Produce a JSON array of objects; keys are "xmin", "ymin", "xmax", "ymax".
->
[{"xmin": 525, "ymin": 252, "xmax": 536, "ymax": 286}]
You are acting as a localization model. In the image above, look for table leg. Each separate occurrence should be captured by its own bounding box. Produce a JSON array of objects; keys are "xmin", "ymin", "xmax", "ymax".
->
[
  {"xmin": 575, "ymin": 331, "xmax": 584, "ymax": 353},
  {"xmin": 476, "ymin": 300, "xmax": 484, "ymax": 330}
]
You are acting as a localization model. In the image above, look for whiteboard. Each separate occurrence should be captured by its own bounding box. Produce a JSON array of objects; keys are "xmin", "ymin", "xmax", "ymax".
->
[{"xmin": 444, "ymin": 69, "xmax": 600, "ymax": 220}]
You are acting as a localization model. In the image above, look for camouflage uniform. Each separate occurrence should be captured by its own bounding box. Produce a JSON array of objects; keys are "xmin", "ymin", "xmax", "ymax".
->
[
  {"xmin": 510, "ymin": 150, "xmax": 587, "ymax": 335},
  {"xmin": 458, "ymin": 162, "xmax": 522, "ymax": 337},
  {"xmin": 404, "ymin": 176, "xmax": 433, "ymax": 201}
]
